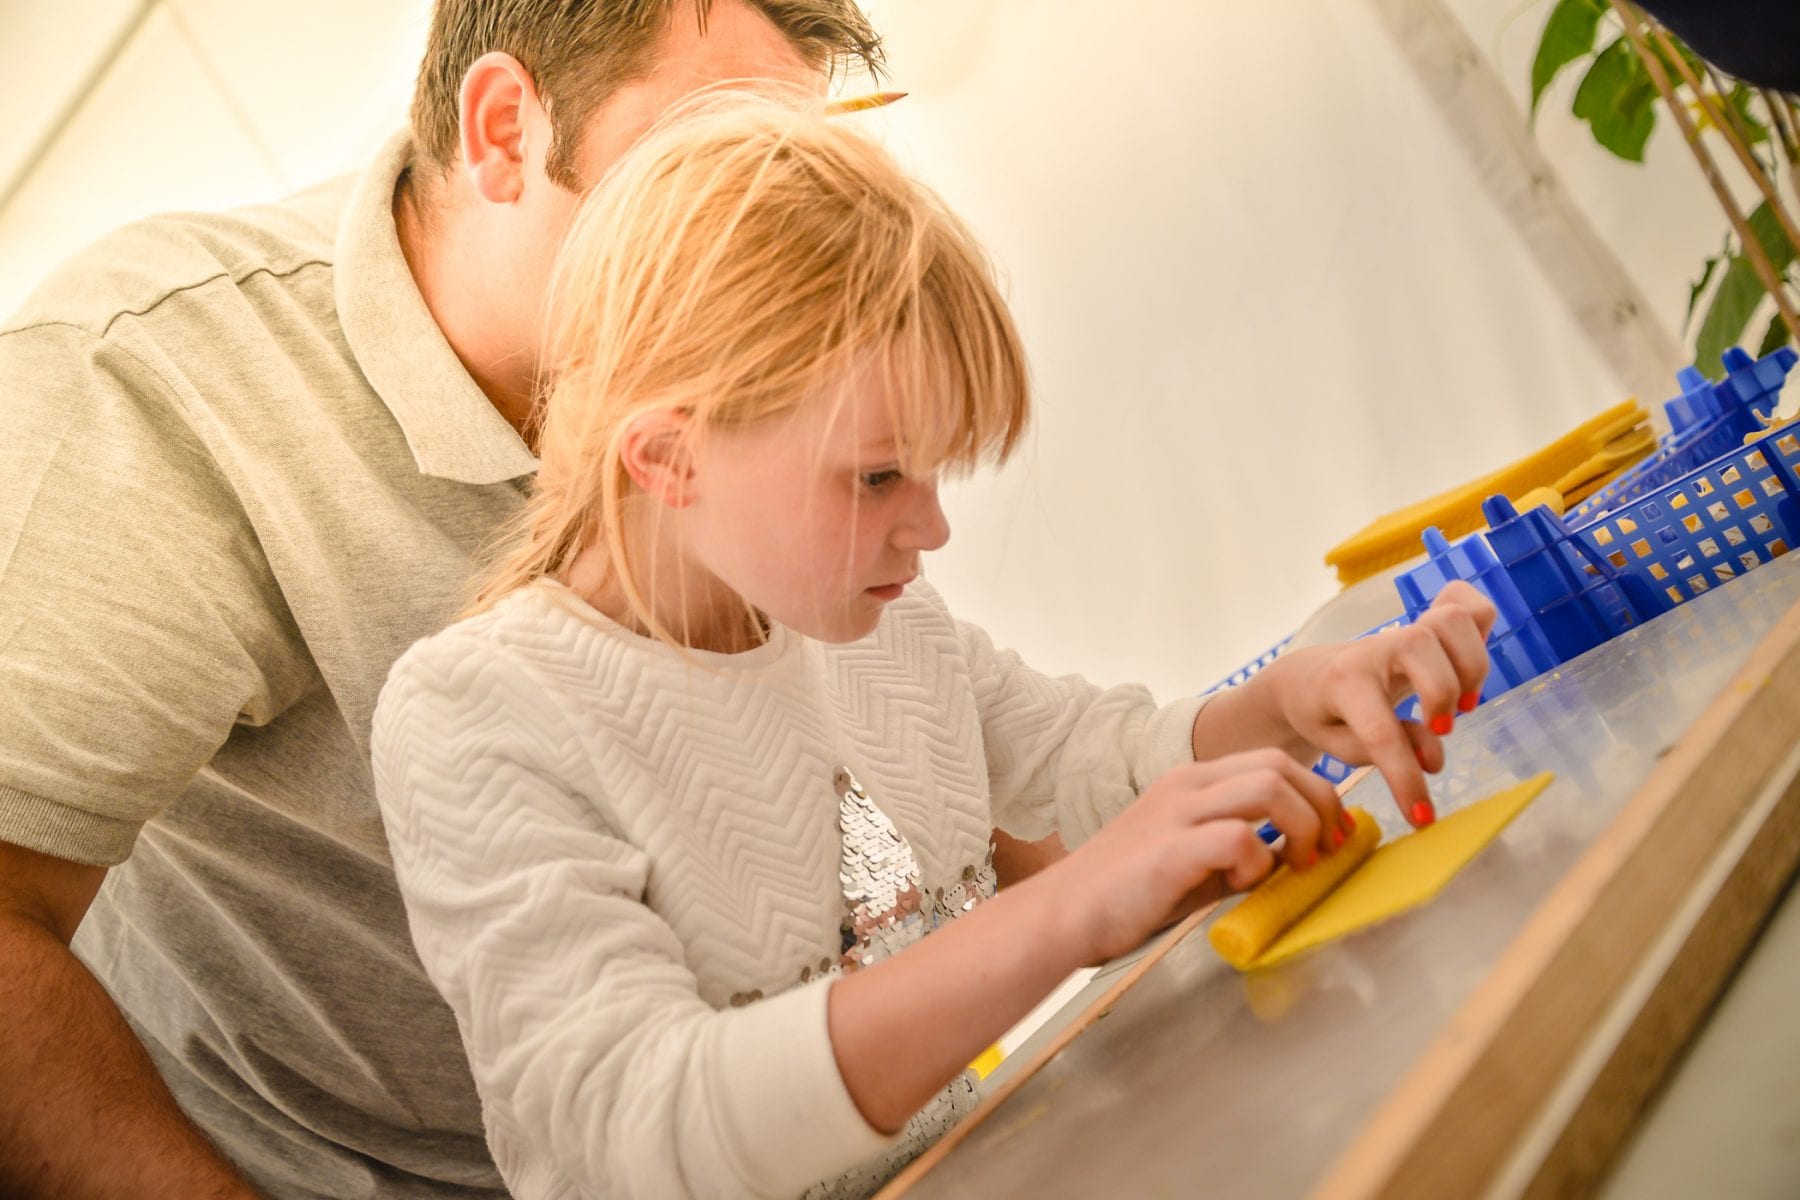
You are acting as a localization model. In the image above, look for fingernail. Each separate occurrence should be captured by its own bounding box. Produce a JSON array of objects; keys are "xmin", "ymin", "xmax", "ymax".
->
[
  {"xmin": 1458, "ymin": 691, "xmax": 1479, "ymax": 714},
  {"xmin": 1339, "ymin": 810, "xmax": 1356, "ymax": 836},
  {"xmin": 1429, "ymin": 713, "xmax": 1454, "ymax": 736},
  {"xmin": 1411, "ymin": 801, "xmax": 1435, "ymax": 826},
  {"xmin": 1331, "ymin": 827, "xmax": 1345, "ymax": 850},
  {"xmin": 1306, "ymin": 850, "xmax": 1318, "ymax": 869}
]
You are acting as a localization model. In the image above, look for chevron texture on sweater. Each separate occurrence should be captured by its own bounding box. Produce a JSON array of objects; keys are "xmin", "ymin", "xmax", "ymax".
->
[{"xmin": 371, "ymin": 578, "xmax": 1204, "ymax": 1198}]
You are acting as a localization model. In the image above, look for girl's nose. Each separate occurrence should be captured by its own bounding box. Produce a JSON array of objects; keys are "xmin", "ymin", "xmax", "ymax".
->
[{"xmin": 898, "ymin": 483, "xmax": 951, "ymax": 552}]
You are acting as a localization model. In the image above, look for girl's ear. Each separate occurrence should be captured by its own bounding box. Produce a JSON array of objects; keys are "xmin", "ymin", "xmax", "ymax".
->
[{"xmin": 619, "ymin": 410, "xmax": 697, "ymax": 508}]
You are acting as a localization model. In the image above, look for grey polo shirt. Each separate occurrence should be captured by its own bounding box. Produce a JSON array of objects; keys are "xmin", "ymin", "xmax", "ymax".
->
[{"xmin": 0, "ymin": 130, "xmax": 535, "ymax": 1198}]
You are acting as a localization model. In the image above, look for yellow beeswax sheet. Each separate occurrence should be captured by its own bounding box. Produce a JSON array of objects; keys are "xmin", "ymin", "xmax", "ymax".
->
[
  {"xmin": 1324, "ymin": 401, "xmax": 1651, "ymax": 585},
  {"xmin": 1231, "ymin": 772, "xmax": 1554, "ymax": 971}
]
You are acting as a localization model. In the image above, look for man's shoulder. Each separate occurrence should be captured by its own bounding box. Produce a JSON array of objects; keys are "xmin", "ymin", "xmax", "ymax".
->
[{"xmin": 1, "ymin": 171, "xmax": 355, "ymax": 342}]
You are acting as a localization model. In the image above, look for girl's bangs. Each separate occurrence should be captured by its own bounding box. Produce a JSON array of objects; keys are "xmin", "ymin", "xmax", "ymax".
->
[{"xmin": 876, "ymin": 282, "xmax": 1029, "ymax": 480}]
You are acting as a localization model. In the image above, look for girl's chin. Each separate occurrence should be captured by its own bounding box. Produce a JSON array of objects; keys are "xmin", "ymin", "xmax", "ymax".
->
[{"xmin": 803, "ymin": 612, "xmax": 884, "ymax": 645}]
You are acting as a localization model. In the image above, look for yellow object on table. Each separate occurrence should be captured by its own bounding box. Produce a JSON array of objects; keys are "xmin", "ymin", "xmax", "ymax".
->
[
  {"xmin": 1209, "ymin": 807, "xmax": 1383, "ymax": 968},
  {"xmin": 968, "ymin": 1043, "xmax": 1004, "ymax": 1080},
  {"xmin": 1324, "ymin": 401, "xmax": 1654, "ymax": 586},
  {"xmin": 1209, "ymin": 773, "xmax": 1555, "ymax": 972}
]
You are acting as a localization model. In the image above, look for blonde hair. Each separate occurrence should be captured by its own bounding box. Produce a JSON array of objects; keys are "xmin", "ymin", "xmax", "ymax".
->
[{"xmin": 467, "ymin": 90, "xmax": 1031, "ymax": 640}]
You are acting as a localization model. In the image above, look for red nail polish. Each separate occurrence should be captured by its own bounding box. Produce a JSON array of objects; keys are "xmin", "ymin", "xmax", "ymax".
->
[
  {"xmin": 1339, "ymin": 809, "xmax": 1356, "ymax": 836},
  {"xmin": 1305, "ymin": 850, "xmax": 1318, "ymax": 869},
  {"xmin": 1458, "ymin": 692, "xmax": 1479, "ymax": 714},
  {"xmin": 1331, "ymin": 827, "xmax": 1345, "ymax": 850},
  {"xmin": 1429, "ymin": 713, "xmax": 1454, "ymax": 736},
  {"xmin": 1411, "ymin": 801, "xmax": 1435, "ymax": 826}
]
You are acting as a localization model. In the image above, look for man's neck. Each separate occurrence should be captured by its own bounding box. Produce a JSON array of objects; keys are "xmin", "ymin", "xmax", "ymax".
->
[{"xmin": 392, "ymin": 167, "xmax": 540, "ymax": 444}]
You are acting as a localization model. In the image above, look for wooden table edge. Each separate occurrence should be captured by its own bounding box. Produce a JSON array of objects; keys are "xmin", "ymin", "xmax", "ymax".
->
[
  {"xmin": 874, "ymin": 767, "xmax": 1376, "ymax": 1198},
  {"xmin": 1311, "ymin": 601, "xmax": 1800, "ymax": 1199}
]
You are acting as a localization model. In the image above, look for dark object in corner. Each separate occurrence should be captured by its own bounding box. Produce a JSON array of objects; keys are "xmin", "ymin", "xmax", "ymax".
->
[{"xmin": 1634, "ymin": 1, "xmax": 1800, "ymax": 92}]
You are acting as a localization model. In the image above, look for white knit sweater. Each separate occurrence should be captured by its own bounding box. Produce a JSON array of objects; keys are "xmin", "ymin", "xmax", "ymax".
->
[{"xmin": 370, "ymin": 578, "xmax": 1204, "ymax": 1199}]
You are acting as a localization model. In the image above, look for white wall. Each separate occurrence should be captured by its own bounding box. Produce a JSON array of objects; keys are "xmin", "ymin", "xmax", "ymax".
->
[
  {"xmin": 0, "ymin": 0, "xmax": 1742, "ymax": 701},
  {"xmin": 0, "ymin": 0, "xmax": 429, "ymax": 306},
  {"xmin": 859, "ymin": 0, "xmax": 1722, "ymax": 698}
]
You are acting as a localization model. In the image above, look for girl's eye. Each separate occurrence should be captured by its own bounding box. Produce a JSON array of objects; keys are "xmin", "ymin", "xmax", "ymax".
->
[{"xmin": 859, "ymin": 469, "xmax": 903, "ymax": 491}]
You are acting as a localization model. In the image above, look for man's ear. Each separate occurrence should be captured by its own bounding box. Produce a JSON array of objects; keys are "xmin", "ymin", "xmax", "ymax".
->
[
  {"xmin": 458, "ymin": 51, "xmax": 545, "ymax": 204},
  {"xmin": 619, "ymin": 410, "xmax": 698, "ymax": 508}
]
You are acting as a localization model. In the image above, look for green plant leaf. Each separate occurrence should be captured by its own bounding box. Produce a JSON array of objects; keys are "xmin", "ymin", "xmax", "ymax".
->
[
  {"xmin": 1685, "ymin": 252, "xmax": 1724, "ymax": 334},
  {"xmin": 1758, "ymin": 310, "xmax": 1792, "ymax": 357},
  {"xmin": 1695, "ymin": 257, "xmax": 1767, "ymax": 377},
  {"xmin": 1745, "ymin": 199, "xmax": 1796, "ymax": 272},
  {"xmin": 1572, "ymin": 37, "xmax": 1659, "ymax": 162},
  {"xmin": 1692, "ymin": 203, "xmax": 1796, "ymax": 375},
  {"xmin": 1530, "ymin": 0, "xmax": 1606, "ymax": 120},
  {"xmin": 1726, "ymin": 84, "xmax": 1770, "ymax": 146}
]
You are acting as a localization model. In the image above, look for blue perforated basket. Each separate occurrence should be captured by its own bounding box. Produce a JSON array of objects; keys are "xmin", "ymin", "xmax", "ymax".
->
[
  {"xmin": 1570, "ymin": 424, "xmax": 1800, "ymax": 612},
  {"xmin": 1572, "ymin": 346, "xmax": 1796, "ymax": 523},
  {"xmin": 1206, "ymin": 347, "xmax": 1797, "ymax": 789}
]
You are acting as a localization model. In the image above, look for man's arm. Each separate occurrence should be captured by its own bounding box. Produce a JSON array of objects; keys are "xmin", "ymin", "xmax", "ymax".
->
[
  {"xmin": 990, "ymin": 828, "xmax": 1067, "ymax": 887},
  {"xmin": 0, "ymin": 839, "xmax": 263, "ymax": 1200}
]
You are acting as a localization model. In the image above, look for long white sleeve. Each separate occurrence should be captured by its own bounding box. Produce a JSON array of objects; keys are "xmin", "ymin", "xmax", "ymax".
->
[
  {"xmin": 912, "ymin": 585, "xmax": 1206, "ymax": 847},
  {"xmin": 369, "ymin": 578, "xmax": 1204, "ymax": 1199},
  {"xmin": 371, "ymin": 635, "xmax": 894, "ymax": 1200}
]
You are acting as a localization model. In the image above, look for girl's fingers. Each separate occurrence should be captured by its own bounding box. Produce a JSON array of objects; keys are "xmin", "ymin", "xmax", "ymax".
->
[
  {"xmin": 1433, "ymin": 580, "xmax": 1500, "ymax": 641},
  {"xmin": 1331, "ymin": 675, "xmax": 1437, "ymax": 828},
  {"xmin": 1407, "ymin": 717, "xmax": 1445, "ymax": 776},
  {"xmin": 1175, "ymin": 760, "xmax": 1336, "ymax": 870},
  {"xmin": 1179, "ymin": 820, "xmax": 1277, "ymax": 893},
  {"xmin": 1415, "ymin": 601, "xmax": 1491, "ymax": 707},
  {"xmin": 1388, "ymin": 624, "xmax": 1462, "ymax": 733},
  {"xmin": 1171, "ymin": 749, "xmax": 1341, "ymax": 826}
]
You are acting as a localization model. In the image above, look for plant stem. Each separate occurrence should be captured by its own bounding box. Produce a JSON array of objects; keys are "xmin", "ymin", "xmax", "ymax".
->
[
  {"xmin": 1702, "ymin": 61, "xmax": 1772, "ymax": 176},
  {"xmin": 1767, "ymin": 92, "xmax": 1800, "ymax": 220},
  {"xmin": 1610, "ymin": 0, "xmax": 1800, "ymax": 338},
  {"xmin": 1766, "ymin": 91, "xmax": 1799, "ymax": 164},
  {"xmin": 1647, "ymin": 20, "xmax": 1800, "ymax": 264}
]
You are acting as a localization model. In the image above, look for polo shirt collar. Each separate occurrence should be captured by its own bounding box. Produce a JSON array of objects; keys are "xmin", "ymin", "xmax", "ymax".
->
[{"xmin": 335, "ymin": 130, "xmax": 539, "ymax": 486}]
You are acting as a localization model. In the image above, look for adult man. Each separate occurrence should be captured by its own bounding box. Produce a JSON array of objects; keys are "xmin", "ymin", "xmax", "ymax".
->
[{"xmin": 0, "ymin": 3, "xmax": 881, "ymax": 1196}]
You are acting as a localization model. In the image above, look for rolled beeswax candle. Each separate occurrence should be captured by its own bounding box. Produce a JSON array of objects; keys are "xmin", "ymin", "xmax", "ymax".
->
[{"xmin": 1208, "ymin": 807, "xmax": 1381, "ymax": 969}]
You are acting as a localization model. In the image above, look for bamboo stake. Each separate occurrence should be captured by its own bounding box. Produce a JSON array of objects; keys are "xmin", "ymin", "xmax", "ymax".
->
[
  {"xmin": 1609, "ymin": 0, "xmax": 1800, "ymax": 341},
  {"xmin": 1647, "ymin": 21, "xmax": 1800, "ymax": 267},
  {"xmin": 1765, "ymin": 91, "xmax": 1800, "ymax": 222},
  {"xmin": 1766, "ymin": 91, "xmax": 1800, "ymax": 164},
  {"xmin": 1702, "ymin": 60, "xmax": 1771, "ymax": 176},
  {"xmin": 1789, "ymin": 93, "xmax": 1800, "ymax": 203}
]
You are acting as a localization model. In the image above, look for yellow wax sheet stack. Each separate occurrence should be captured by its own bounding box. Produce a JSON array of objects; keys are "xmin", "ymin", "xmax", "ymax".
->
[
  {"xmin": 1324, "ymin": 402, "xmax": 1653, "ymax": 586},
  {"xmin": 1208, "ymin": 773, "xmax": 1555, "ymax": 972}
]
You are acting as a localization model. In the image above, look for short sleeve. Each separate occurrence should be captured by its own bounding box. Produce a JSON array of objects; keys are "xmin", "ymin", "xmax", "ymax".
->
[{"xmin": 0, "ymin": 321, "xmax": 309, "ymax": 864}]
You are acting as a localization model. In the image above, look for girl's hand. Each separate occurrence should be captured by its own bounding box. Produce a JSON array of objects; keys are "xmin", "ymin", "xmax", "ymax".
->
[
  {"xmin": 1259, "ymin": 581, "xmax": 1498, "ymax": 827},
  {"xmin": 1051, "ymin": 749, "xmax": 1353, "ymax": 964}
]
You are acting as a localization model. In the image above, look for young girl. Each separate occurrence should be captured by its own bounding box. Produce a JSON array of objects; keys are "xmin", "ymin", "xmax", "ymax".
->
[{"xmin": 371, "ymin": 93, "xmax": 1494, "ymax": 1200}]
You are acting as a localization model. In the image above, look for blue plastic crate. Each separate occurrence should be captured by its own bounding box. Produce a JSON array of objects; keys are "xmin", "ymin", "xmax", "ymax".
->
[
  {"xmin": 1569, "ymin": 423, "xmax": 1800, "ymax": 612},
  {"xmin": 1210, "ymin": 347, "xmax": 1798, "ymax": 791},
  {"xmin": 1201, "ymin": 634, "xmax": 1291, "ymax": 696},
  {"xmin": 1572, "ymin": 346, "xmax": 1795, "ymax": 522}
]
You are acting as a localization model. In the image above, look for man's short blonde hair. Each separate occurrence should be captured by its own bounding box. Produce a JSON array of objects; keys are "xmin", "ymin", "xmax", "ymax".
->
[{"xmin": 410, "ymin": 0, "xmax": 884, "ymax": 190}]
